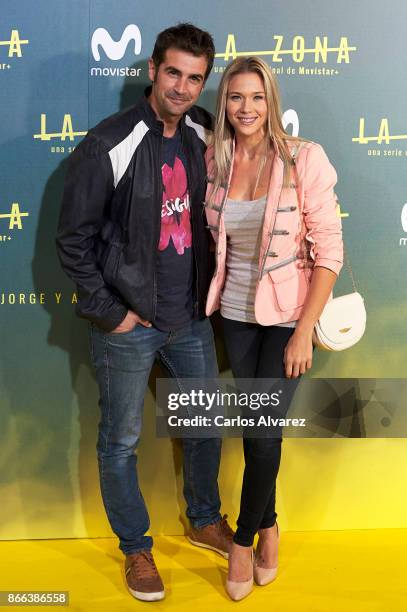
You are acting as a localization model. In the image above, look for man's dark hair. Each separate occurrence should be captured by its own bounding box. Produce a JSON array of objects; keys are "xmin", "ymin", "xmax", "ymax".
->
[{"xmin": 152, "ymin": 23, "xmax": 215, "ymax": 81}]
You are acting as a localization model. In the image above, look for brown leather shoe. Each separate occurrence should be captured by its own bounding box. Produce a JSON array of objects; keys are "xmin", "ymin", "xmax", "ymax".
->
[
  {"xmin": 125, "ymin": 550, "xmax": 165, "ymax": 601},
  {"xmin": 187, "ymin": 514, "xmax": 235, "ymax": 559}
]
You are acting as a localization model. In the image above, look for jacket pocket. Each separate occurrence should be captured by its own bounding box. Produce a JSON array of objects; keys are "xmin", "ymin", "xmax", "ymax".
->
[{"xmin": 268, "ymin": 260, "xmax": 311, "ymax": 311}]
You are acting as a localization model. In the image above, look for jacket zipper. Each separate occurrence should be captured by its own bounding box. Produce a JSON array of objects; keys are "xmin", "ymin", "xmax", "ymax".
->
[
  {"xmin": 181, "ymin": 123, "xmax": 200, "ymax": 317},
  {"xmin": 152, "ymin": 133, "xmax": 164, "ymax": 320}
]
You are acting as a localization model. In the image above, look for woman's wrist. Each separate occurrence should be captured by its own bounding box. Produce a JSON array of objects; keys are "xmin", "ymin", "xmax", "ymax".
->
[{"xmin": 294, "ymin": 320, "xmax": 315, "ymax": 337}]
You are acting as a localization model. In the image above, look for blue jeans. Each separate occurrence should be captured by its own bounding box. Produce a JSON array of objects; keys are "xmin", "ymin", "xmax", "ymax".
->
[{"xmin": 89, "ymin": 317, "xmax": 222, "ymax": 555}]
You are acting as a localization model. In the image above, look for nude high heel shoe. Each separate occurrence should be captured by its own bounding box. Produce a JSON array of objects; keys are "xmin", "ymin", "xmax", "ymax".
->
[
  {"xmin": 225, "ymin": 547, "xmax": 254, "ymax": 601},
  {"xmin": 253, "ymin": 522, "xmax": 279, "ymax": 586}
]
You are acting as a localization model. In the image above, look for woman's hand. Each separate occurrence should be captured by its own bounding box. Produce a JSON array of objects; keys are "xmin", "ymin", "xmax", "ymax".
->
[
  {"xmin": 284, "ymin": 328, "xmax": 313, "ymax": 378},
  {"xmin": 283, "ymin": 267, "xmax": 338, "ymax": 377}
]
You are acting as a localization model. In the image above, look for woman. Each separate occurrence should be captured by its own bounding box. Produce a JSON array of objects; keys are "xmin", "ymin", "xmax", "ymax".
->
[{"xmin": 204, "ymin": 56, "xmax": 343, "ymax": 601}]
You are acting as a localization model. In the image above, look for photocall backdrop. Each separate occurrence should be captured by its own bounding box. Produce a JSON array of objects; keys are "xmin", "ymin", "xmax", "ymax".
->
[{"xmin": 1, "ymin": 0, "xmax": 406, "ymax": 540}]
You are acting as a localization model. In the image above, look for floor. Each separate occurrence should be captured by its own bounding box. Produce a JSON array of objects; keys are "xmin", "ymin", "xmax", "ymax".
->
[{"xmin": 1, "ymin": 530, "xmax": 406, "ymax": 611}]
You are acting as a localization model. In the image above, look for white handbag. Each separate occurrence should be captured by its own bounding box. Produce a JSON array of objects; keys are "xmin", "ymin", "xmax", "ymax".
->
[
  {"xmin": 291, "ymin": 143, "xmax": 367, "ymax": 351},
  {"xmin": 312, "ymin": 291, "xmax": 366, "ymax": 351}
]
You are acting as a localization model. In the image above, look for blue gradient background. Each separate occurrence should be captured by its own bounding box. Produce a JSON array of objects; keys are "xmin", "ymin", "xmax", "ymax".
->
[{"xmin": 1, "ymin": 0, "xmax": 406, "ymax": 539}]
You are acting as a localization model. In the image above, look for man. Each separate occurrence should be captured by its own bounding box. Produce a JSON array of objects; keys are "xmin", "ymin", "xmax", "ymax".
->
[{"xmin": 56, "ymin": 23, "xmax": 233, "ymax": 602}]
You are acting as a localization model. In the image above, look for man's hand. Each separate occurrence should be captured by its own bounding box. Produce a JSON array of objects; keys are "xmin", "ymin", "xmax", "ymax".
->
[
  {"xmin": 111, "ymin": 310, "xmax": 152, "ymax": 334},
  {"xmin": 284, "ymin": 328, "xmax": 313, "ymax": 378}
]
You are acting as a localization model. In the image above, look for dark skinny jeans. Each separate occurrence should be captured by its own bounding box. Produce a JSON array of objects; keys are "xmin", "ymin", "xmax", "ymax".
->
[{"xmin": 222, "ymin": 317, "xmax": 300, "ymax": 547}]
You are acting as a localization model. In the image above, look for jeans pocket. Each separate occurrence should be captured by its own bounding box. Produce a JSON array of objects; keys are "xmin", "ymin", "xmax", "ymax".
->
[{"xmin": 106, "ymin": 324, "xmax": 138, "ymax": 337}]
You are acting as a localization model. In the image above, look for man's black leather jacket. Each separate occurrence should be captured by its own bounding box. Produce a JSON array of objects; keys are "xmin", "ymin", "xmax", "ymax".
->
[{"xmin": 56, "ymin": 88, "xmax": 214, "ymax": 331}]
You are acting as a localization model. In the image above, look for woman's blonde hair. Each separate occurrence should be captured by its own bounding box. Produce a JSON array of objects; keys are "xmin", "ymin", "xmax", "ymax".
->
[{"xmin": 209, "ymin": 56, "xmax": 303, "ymax": 198}]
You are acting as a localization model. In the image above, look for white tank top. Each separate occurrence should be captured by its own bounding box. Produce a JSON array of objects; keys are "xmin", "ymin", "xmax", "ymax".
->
[{"xmin": 221, "ymin": 195, "xmax": 296, "ymax": 327}]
